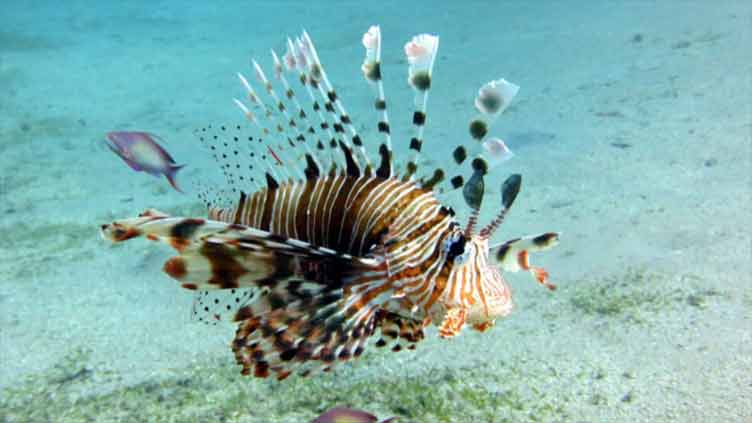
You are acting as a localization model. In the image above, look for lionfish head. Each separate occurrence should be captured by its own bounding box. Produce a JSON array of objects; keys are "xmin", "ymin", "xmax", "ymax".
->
[
  {"xmin": 467, "ymin": 236, "xmax": 515, "ymax": 324},
  {"xmin": 445, "ymin": 173, "xmax": 523, "ymax": 324}
]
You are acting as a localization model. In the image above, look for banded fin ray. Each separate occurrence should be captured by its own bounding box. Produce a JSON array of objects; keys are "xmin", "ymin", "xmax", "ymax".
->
[
  {"xmin": 100, "ymin": 208, "xmax": 405, "ymax": 378},
  {"xmin": 100, "ymin": 209, "xmax": 380, "ymax": 290},
  {"xmin": 494, "ymin": 232, "xmax": 560, "ymax": 290}
]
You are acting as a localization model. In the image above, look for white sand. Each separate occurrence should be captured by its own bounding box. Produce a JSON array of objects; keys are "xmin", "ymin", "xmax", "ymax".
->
[{"xmin": 1, "ymin": 1, "xmax": 750, "ymax": 421}]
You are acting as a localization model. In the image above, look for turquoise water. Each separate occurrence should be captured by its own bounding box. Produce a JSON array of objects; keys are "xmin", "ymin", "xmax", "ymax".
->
[{"xmin": 1, "ymin": 1, "xmax": 750, "ymax": 422}]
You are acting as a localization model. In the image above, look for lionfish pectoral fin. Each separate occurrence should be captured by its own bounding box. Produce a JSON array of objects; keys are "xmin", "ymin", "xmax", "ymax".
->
[
  {"xmin": 494, "ymin": 232, "xmax": 560, "ymax": 291},
  {"xmin": 472, "ymin": 320, "xmax": 495, "ymax": 333},
  {"xmin": 437, "ymin": 307, "xmax": 467, "ymax": 338},
  {"xmin": 232, "ymin": 282, "xmax": 390, "ymax": 379},
  {"xmin": 373, "ymin": 307, "xmax": 427, "ymax": 352},
  {"xmin": 190, "ymin": 288, "xmax": 259, "ymax": 325},
  {"xmin": 229, "ymin": 251, "xmax": 397, "ymax": 378},
  {"xmin": 100, "ymin": 209, "xmax": 178, "ymax": 243},
  {"xmin": 101, "ymin": 211, "xmax": 271, "ymax": 289},
  {"xmin": 102, "ymin": 210, "xmax": 378, "ymax": 291}
]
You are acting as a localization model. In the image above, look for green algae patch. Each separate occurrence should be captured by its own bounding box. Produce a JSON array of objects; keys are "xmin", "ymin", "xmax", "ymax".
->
[
  {"xmin": 0, "ymin": 349, "xmax": 572, "ymax": 423},
  {"xmin": 568, "ymin": 268, "xmax": 728, "ymax": 323}
]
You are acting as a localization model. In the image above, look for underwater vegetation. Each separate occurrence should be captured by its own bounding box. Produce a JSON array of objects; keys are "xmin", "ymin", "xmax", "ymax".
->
[
  {"xmin": 567, "ymin": 267, "xmax": 728, "ymax": 324},
  {"xmin": 1, "ymin": 266, "xmax": 732, "ymax": 423},
  {"xmin": 0, "ymin": 347, "xmax": 571, "ymax": 423}
]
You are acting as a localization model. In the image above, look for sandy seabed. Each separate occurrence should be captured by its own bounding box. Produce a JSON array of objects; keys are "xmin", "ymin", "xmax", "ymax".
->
[{"xmin": 1, "ymin": 1, "xmax": 750, "ymax": 422}]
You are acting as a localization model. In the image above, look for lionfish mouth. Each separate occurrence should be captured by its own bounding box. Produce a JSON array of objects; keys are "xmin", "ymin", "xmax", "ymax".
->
[{"xmin": 99, "ymin": 26, "xmax": 561, "ymax": 380}]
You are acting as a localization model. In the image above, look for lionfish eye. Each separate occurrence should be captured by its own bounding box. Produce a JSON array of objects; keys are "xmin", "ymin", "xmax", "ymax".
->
[{"xmin": 445, "ymin": 234, "xmax": 467, "ymax": 262}]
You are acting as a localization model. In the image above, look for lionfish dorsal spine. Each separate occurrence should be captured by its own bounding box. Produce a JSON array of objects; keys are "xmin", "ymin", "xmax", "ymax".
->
[
  {"xmin": 230, "ymin": 102, "xmax": 290, "ymax": 185},
  {"xmin": 253, "ymin": 57, "xmax": 319, "ymax": 176},
  {"xmin": 403, "ymin": 34, "xmax": 440, "ymax": 182},
  {"xmin": 288, "ymin": 33, "xmax": 364, "ymax": 175},
  {"xmin": 235, "ymin": 71, "xmax": 302, "ymax": 182},
  {"xmin": 282, "ymin": 36, "xmax": 340, "ymax": 171},
  {"xmin": 300, "ymin": 31, "xmax": 373, "ymax": 172},
  {"xmin": 361, "ymin": 25, "xmax": 393, "ymax": 179},
  {"xmin": 269, "ymin": 48, "xmax": 326, "ymax": 178}
]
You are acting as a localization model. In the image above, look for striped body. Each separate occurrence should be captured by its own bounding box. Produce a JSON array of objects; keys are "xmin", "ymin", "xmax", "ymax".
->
[
  {"xmin": 208, "ymin": 173, "xmax": 512, "ymax": 328},
  {"xmin": 209, "ymin": 174, "xmax": 448, "ymax": 257}
]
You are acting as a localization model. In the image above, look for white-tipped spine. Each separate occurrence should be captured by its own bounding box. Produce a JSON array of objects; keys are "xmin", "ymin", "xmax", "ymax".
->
[
  {"xmin": 270, "ymin": 48, "xmax": 325, "ymax": 174},
  {"xmin": 232, "ymin": 97, "xmax": 283, "ymax": 183},
  {"xmin": 362, "ymin": 25, "xmax": 392, "ymax": 168},
  {"xmin": 251, "ymin": 58, "xmax": 317, "ymax": 179},
  {"xmin": 301, "ymin": 31, "xmax": 371, "ymax": 170},
  {"xmin": 236, "ymin": 73, "xmax": 296, "ymax": 181},
  {"xmin": 287, "ymin": 37, "xmax": 342, "ymax": 171},
  {"xmin": 404, "ymin": 33, "xmax": 440, "ymax": 179}
]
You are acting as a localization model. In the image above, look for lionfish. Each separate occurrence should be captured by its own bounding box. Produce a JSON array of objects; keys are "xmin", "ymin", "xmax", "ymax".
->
[{"xmin": 100, "ymin": 26, "xmax": 560, "ymax": 380}]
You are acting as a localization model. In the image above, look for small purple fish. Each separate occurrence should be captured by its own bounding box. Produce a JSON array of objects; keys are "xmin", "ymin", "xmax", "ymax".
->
[
  {"xmin": 105, "ymin": 131, "xmax": 185, "ymax": 192},
  {"xmin": 311, "ymin": 407, "xmax": 398, "ymax": 423}
]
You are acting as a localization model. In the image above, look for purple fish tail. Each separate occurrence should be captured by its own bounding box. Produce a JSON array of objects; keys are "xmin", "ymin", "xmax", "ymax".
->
[{"xmin": 165, "ymin": 164, "xmax": 185, "ymax": 193}]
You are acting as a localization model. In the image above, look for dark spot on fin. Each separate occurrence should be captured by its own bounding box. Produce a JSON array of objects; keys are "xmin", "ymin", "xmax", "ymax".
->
[
  {"xmin": 411, "ymin": 72, "xmax": 431, "ymax": 90},
  {"xmin": 367, "ymin": 62, "xmax": 382, "ymax": 81},
  {"xmin": 339, "ymin": 140, "xmax": 360, "ymax": 178},
  {"xmin": 469, "ymin": 119, "xmax": 488, "ymax": 140},
  {"xmin": 471, "ymin": 157, "xmax": 488, "ymax": 175},
  {"xmin": 413, "ymin": 111, "xmax": 426, "ymax": 126},
  {"xmin": 409, "ymin": 138, "xmax": 422, "ymax": 152},
  {"xmin": 170, "ymin": 218, "xmax": 205, "ymax": 240},
  {"xmin": 501, "ymin": 174, "xmax": 522, "ymax": 209},
  {"xmin": 439, "ymin": 206, "xmax": 455, "ymax": 217},
  {"xmin": 463, "ymin": 171, "xmax": 484, "ymax": 209},
  {"xmin": 422, "ymin": 168, "xmax": 444, "ymax": 190},
  {"xmin": 496, "ymin": 242, "xmax": 512, "ymax": 262},
  {"xmin": 533, "ymin": 232, "xmax": 559, "ymax": 247},
  {"xmin": 453, "ymin": 146, "xmax": 467, "ymax": 164},
  {"xmin": 376, "ymin": 144, "xmax": 391, "ymax": 178},
  {"xmin": 233, "ymin": 191, "xmax": 247, "ymax": 224},
  {"xmin": 304, "ymin": 154, "xmax": 320, "ymax": 180},
  {"xmin": 265, "ymin": 173, "xmax": 279, "ymax": 190},
  {"xmin": 404, "ymin": 161, "xmax": 417, "ymax": 179}
]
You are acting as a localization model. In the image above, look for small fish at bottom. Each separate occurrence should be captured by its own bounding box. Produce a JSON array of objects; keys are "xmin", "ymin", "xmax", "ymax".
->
[
  {"xmin": 104, "ymin": 131, "xmax": 185, "ymax": 192},
  {"xmin": 311, "ymin": 407, "xmax": 398, "ymax": 423}
]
